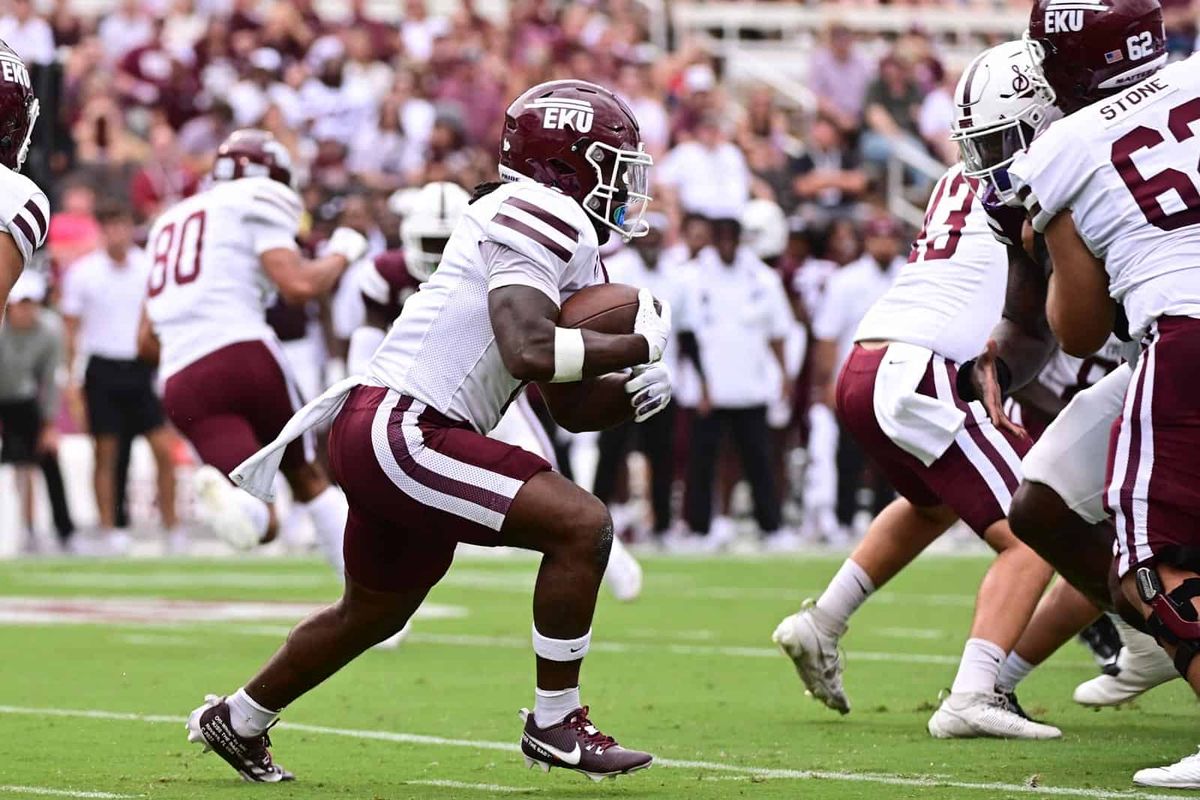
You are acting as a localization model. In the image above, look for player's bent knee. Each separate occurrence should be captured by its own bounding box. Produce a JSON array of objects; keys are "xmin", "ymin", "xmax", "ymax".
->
[{"xmin": 569, "ymin": 494, "xmax": 614, "ymax": 571}]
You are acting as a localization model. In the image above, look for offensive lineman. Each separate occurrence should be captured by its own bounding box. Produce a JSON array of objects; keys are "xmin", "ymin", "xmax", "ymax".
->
[
  {"xmin": 185, "ymin": 80, "xmax": 671, "ymax": 783},
  {"xmin": 773, "ymin": 40, "xmax": 1060, "ymax": 740},
  {"xmin": 1003, "ymin": 0, "xmax": 1200, "ymax": 784},
  {"xmin": 0, "ymin": 40, "xmax": 47, "ymax": 311},
  {"xmin": 142, "ymin": 129, "xmax": 369, "ymax": 571}
]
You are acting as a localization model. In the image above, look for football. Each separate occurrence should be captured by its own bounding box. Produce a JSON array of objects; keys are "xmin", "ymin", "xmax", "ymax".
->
[{"xmin": 538, "ymin": 283, "xmax": 656, "ymax": 432}]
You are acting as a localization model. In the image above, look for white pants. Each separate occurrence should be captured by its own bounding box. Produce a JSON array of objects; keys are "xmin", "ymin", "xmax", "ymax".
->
[{"xmin": 1021, "ymin": 364, "xmax": 1132, "ymax": 524}]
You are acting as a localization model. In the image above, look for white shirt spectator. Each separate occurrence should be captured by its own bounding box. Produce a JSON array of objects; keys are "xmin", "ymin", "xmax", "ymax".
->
[
  {"xmin": 811, "ymin": 255, "xmax": 902, "ymax": 366},
  {"xmin": 659, "ymin": 140, "xmax": 751, "ymax": 219},
  {"xmin": 97, "ymin": 10, "xmax": 154, "ymax": 63},
  {"xmin": 918, "ymin": 86, "xmax": 955, "ymax": 148},
  {"xmin": 401, "ymin": 16, "xmax": 449, "ymax": 62},
  {"xmin": 677, "ymin": 246, "xmax": 794, "ymax": 408},
  {"xmin": 627, "ymin": 95, "xmax": 669, "ymax": 156},
  {"xmin": 0, "ymin": 14, "xmax": 54, "ymax": 65},
  {"xmin": 60, "ymin": 247, "xmax": 151, "ymax": 363}
]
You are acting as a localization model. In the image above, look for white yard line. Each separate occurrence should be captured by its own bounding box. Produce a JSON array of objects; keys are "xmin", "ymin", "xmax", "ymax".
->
[
  {"xmin": 404, "ymin": 780, "xmax": 536, "ymax": 793},
  {"xmin": 0, "ymin": 786, "xmax": 139, "ymax": 799},
  {"xmin": 0, "ymin": 704, "xmax": 1181, "ymax": 800}
]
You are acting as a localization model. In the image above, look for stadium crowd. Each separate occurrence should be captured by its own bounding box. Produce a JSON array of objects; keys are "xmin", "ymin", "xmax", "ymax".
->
[{"xmin": 1, "ymin": 0, "xmax": 1197, "ymax": 555}]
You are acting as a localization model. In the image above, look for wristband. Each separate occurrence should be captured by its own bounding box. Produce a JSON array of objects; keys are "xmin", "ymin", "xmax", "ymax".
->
[
  {"xmin": 956, "ymin": 357, "xmax": 1012, "ymax": 404},
  {"xmin": 550, "ymin": 327, "xmax": 585, "ymax": 383}
]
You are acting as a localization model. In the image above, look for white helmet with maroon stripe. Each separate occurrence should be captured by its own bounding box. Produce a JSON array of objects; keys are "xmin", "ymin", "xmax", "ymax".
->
[
  {"xmin": 401, "ymin": 181, "xmax": 470, "ymax": 281},
  {"xmin": 950, "ymin": 40, "xmax": 1056, "ymax": 202}
]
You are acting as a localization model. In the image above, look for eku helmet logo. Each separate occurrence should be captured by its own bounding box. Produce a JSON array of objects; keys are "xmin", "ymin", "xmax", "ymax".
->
[{"xmin": 526, "ymin": 98, "xmax": 594, "ymax": 133}]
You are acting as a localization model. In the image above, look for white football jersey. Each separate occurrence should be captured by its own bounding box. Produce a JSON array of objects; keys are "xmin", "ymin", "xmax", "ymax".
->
[
  {"xmin": 1008, "ymin": 54, "xmax": 1200, "ymax": 339},
  {"xmin": 855, "ymin": 164, "xmax": 1008, "ymax": 364},
  {"xmin": 367, "ymin": 180, "xmax": 605, "ymax": 434},
  {"xmin": 0, "ymin": 163, "xmax": 49, "ymax": 267},
  {"xmin": 145, "ymin": 177, "xmax": 302, "ymax": 378},
  {"xmin": 1037, "ymin": 335, "xmax": 1127, "ymax": 402}
]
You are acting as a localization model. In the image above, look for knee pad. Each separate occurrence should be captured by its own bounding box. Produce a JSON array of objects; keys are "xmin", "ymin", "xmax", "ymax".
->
[{"xmin": 1137, "ymin": 569, "xmax": 1200, "ymax": 677}]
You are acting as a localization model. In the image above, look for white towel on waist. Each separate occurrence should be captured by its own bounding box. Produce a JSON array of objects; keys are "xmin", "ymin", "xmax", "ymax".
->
[
  {"xmin": 230, "ymin": 376, "xmax": 364, "ymax": 502},
  {"xmin": 872, "ymin": 342, "xmax": 965, "ymax": 467}
]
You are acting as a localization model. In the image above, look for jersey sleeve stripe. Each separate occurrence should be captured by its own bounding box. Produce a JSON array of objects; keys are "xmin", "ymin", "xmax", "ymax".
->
[
  {"xmin": 23, "ymin": 198, "xmax": 47, "ymax": 243},
  {"xmin": 501, "ymin": 197, "xmax": 579, "ymax": 241},
  {"xmin": 493, "ymin": 213, "xmax": 572, "ymax": 263},
  {"xmin": 10, "ymin": 213, "xmax": 36, "ymax": 253}
]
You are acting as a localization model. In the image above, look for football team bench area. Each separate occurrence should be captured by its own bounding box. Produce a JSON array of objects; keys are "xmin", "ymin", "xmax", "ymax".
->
[{"xmin": 0, "ymin": 550, "xmax": 1193, "ymax": 800}]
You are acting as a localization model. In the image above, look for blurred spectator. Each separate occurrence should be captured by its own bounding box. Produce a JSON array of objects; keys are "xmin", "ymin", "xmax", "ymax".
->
[
  {"xmin": 401, "ymin": 0, "xmax": 449, "ymax": 63},
  {"xmin": 809, "ymin": 216, "xmax": 905, "ymax": 536},
  {"xmin": 0, "ymin": 271, "xmax": 74, "ymax": 552},
  {"xmin": 48, "ymin": 0, "xmax": 85, "ymax": 49},
  {"xmin": 862, "ymin": 55, "xmax": 925, "ymax": 166},
  {"xmin": 617, "ymin": 63, "xmax": 669, "ymax": 157},
  {"xmin": 60, "ymin": 202, "xmax": 181, "ymax": 555},
  {"xmin": 129, "ymin": 121, "xmax": 198, "ymax": 222},
  {"xmin": 593, "ymin": 216, "xmax": 681, "ymax": 542},
  {"xmin": 116, "ymin": 19, "xmax": 202, "ymax": 129},
  {"xmin": 46, "ymin": 181, "xmax": 100, "ymax": 276},
  {"xmin": 98, "ymin": 0, "xmax": 155, "ymax": 64},
  {"xmin": 918, "ymin": 61, "xmax": 959, "ymax": 166},
  {"xmin": 678, "ymin": 217, "xmax": 795, "ymax": 550},
  {"xmin": 792, "ymin": 116, "xmax": 868, "ymax": 214},
  {"xmin": 176, "ymin": 100, "xmax": 235, "ymax": 170},
  {"xmin": 0, "ymin": 0, "xmax": 56, "ymax": 66},
  {"xmin": 659, "ymin": 113, "xmax": 750, "ymax": 220},
  {"xmin": 809, "ymin": 24, "xmax": 874, "ymax": 136}
]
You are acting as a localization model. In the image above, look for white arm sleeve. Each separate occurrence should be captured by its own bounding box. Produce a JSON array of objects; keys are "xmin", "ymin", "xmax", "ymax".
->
[{"xmin": 246, "ymin": 181, "xmax": 303, "ymax": 255}]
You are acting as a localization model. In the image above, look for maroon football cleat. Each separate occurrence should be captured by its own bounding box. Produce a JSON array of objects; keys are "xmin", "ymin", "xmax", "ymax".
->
[
  {"xmin": 186, "ymin": 695, "xmax": 294, "ymax": 783},
  {"xmin": 519, "ymin": 706, "xmax": 652, "ymax": 781}
]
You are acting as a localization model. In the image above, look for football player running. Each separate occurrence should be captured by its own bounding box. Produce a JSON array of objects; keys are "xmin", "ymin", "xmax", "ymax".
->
[
  {"xmin": 1003, "ymin": 0, "xmax": 1200, "ymax": 785},
  {"xmin": 142, "ymin": 129, "xmax": 369, "ymax": 571},
  {"xmin": 186, "ymin": 80, "xmax": 669, "ymax": 783},
  {"xmin": 0, "ymin": 40, "xmax": 47, "ymax": 312},
  {"xmin": 349, "ymin": 180, "xmax": 643, "ymax": 602},
  {"xmin": 773, "ymin": 40, "xmax": 1061, "ymax": 740}
]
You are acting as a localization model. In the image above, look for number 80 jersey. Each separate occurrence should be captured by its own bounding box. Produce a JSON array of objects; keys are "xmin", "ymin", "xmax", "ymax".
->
[
  {"xmin": 1008, "ymin": 53, "xmax": 1200, "ymax": 341},
  {"xmin": 145, "ymin": 177, "xmax": 302, "ymax": 379}
]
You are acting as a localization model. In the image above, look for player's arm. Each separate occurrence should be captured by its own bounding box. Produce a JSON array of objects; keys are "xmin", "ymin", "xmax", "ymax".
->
[
  {"xmin": 260, "ymin": 229, "xmax": 366, "ymax": 305},
  {"xmin": 488, "ymin": 284, "xmax": 665, "ymax": 381},
  {"xmin": 1010, "ymin": 378, "xmax": 1067, "ymax": 420},
  {"xmin": 136, "ymin": 303, "xmax": 160, "ymax": 365},
  {"xmin": 0, "ymin": 232, "xmax": 22, "ymax": 313},
  {"xmin": 1043, "ymin": 211, "xmax": 1113, "ymax": 358}
]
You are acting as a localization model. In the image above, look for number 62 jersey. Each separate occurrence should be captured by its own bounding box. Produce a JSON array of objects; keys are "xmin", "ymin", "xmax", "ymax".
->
[
  {"xmin": 1008, "ymin": 53, "xmax": 1200, "ymax": 341},
  {"xmin": 144, "ymin": 177, "xmax": 303, "ymax": 379}
]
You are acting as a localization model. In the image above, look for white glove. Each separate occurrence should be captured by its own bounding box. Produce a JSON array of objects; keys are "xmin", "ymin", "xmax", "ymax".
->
[
  {"xmin": 633, "ymin": 287, "xmax": 671, "ymax": 363},
  {"xmin": 625, "ymin": 361, "xmax": 672, "ymax": 423},
  {"xmin": 327, "ymin": 227, "xmax": 369, "ymax": 264}
]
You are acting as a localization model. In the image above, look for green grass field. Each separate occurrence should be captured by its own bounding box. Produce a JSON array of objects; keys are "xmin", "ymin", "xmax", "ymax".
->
[{"xmin": 0, "ymin": 551, "xmax": 1196, "ymax": 800}]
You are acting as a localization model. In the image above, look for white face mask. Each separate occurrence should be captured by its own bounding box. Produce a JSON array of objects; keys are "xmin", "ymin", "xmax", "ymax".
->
[{"xmin": 582, "ymin": 141, "xmax": 654, "ymax": 242}]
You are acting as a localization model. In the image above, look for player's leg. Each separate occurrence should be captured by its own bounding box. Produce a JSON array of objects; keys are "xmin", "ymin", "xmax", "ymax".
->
[
  {"xmin": 498, "ymin": 470, "xmax": 654, "ymax": 777},
  {"xmin": 774, "ymin": 497, "xmax": 957, "ymax": 713},
  {"xmin": 997, "ymin": 578, "xmax": 1101, "ymax": 705},
  {"xmin": 143, "ymin": 425, "xmax": 183, "ymax": 549},
  {"xmin": 281, "ymin": 459, "xmax": 346, "ymax": 575},
  {"xmin": 643, "ymin": 402, "xmax": 676, "ymax": 537},
  {"xmin": 91, "ymin": 433, "xmax": 119, "ymax": 532},
  {"xmin": 682, "ymin": 409, "xmax": 720, "ymax": 538}
]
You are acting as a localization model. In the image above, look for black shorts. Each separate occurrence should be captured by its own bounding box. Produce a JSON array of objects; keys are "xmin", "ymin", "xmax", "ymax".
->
[
  {"xmin": 84, "ymin": 356, "xmax": 165, "ymax": 437},
  {"xmin": 0, "ymin": 399, "xmax": 41, "ymax": 464}
]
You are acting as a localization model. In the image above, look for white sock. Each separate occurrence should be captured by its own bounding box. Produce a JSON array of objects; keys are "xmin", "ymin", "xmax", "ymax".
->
[
  {"xmin": 813, "ymin": 559, "xmax": 875, "ymax": 633},
  {"xmin": 233, "ymin": 493, "xmax": 271, "ymax": 541},
  {"xmin": 951, "ymin": 638, "xmax": 1007, "ymax": 695},
  {"xmin": 996, "ymin": 651, "xmax": 1035, "ymax": 692},
  {"xmin": 299, "ymin": 487, "xmax": 348, "ymax": 576},
  {"xmin": 227, "ymin": 687, "xmax": 279, "ymax": 738},
  {"xmin": 533, "ymin": 686, "xmax": 581, "ymax": 728}
]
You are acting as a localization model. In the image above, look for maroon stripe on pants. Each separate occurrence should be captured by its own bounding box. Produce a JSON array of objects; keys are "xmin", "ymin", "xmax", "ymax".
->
[
  {"xmin": 940, "ymin": 359, "xmax": 1020, "ymax": 492},
  {"xmin": 386, "ymin": 396, "xmax": 516, "ymax": 514},
  {"xmin": 492, "ymin": 213, "xmax": 572, "ymax": 263},
  {"xmin": 1119, "ymin": 336, "xmax": 1153, "ymax": 567}
]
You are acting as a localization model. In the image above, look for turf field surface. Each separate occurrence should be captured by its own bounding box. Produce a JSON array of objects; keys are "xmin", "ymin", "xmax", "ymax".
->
[{"xmin": 0, "ymin": 552, "xmax": 1196, "ymax": 800}]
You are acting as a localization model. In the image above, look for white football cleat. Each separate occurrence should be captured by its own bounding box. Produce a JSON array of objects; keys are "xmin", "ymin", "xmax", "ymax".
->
[
  {"xmin": 603, "ymin": 536, "xmax": 642, "ymax": 602},
  {"xmin": 192, "ymin": 465, "xmax": 260, "ymax": 550},
  {"xmin": 1134, "ymin": 748, "xmax": 1200, "ymax": 788},
  {"xmin": 927, "ymin": 691, "xmax": 1061, "ymax": 740},
  {"xmin": 772, "ymin": 600, "xmax": 850, "ymax": 714},
  {"xmin": 1073, "ymin": 626, "xmax": 1176, "ymax": 707}
]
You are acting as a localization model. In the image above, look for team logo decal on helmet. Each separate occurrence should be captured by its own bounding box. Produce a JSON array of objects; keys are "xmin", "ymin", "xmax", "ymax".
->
[{"xmin": 526, "ymin": 97, "xmax": 595, "ymax": 133}]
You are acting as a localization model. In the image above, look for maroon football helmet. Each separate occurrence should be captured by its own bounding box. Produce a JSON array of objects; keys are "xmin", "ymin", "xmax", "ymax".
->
[
  {"xmin": 1026, "ymin": 0, "xmax": 1166, "ymax": 114},
  {"xmin": 499, "ymin": 79, "xmax": 652, "ymax": 241},
  {"xmin": 211, "ymin": 128, "xmax": 294, "ymax": 187},
  {"xmin": 0, "ymin": 39, "xmax": 39, "ymax": 171}
]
